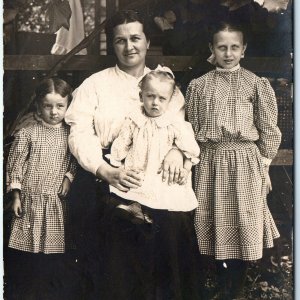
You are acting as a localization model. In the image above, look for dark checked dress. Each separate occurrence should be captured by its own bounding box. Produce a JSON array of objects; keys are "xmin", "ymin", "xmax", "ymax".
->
[
  {"xmin": 7, "ymin": 120, "xmax": 77, "ymax": 254},
  {"xmin": 186, "ymin": 65, "xmax": 281, "ymax": 261}
]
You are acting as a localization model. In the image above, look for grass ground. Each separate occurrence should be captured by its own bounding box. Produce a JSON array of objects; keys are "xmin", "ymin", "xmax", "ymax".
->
[
  {"xmin": 201, "ymin": 246, "xmax": 293, "ymax": 299},
  {"xmin": 3, "ymin": 166, "xmax": 293, "ymax": 299}
]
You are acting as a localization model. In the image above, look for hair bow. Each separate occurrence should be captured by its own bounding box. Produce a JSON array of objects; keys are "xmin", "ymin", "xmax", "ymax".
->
[
  {"xmin": 207, "ymin": 53, "xmax": 217, "ymax": 66},
  {"xmin": 155, "ymin": 64, "xmax": 175, "ymax": 78}
]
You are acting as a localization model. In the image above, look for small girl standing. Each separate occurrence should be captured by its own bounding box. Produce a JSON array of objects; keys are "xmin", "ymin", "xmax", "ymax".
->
[
  {"xmin": 186, "ymin": 21, "xmax": 281, "ymax": 299},
  {"xmin": 6, "ymin": 78, "xmax": 77, "ymax": 298}
]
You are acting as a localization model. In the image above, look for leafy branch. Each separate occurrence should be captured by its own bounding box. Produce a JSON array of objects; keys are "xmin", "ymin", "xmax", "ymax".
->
[{"xmin": 46, "ymin": 0, "xmax": 72, "ymax": 33}]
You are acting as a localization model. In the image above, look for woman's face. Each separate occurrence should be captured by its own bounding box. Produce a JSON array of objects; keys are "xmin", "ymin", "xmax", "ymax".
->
[{"xmin": 113, "ymin": 21, "xmax": 150, "ymax": 71}]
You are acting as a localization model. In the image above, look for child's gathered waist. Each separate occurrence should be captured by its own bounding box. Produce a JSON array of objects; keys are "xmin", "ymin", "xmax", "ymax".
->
[{"xmin": 199, "ymin": 141, "xmax": 256, "ymax": 151}]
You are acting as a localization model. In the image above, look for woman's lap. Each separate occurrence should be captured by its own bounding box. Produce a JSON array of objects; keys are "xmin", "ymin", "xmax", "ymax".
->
[
  {"xmin": 101, "ymin": 194, "xmax": 203, "ymax": 300},
  {"xmin": 69, "ymin": 169, "xmax": 203, "ymax": 299}
]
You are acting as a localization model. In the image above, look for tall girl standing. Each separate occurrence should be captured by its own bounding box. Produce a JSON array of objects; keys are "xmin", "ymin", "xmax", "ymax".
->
[
  {"xmin": 6, "ymin": 78, "xmax": 77, "ymax": 299},
  {"xmin": 186, "ymin": 21, "xmax": 281, "ymax": 299}
]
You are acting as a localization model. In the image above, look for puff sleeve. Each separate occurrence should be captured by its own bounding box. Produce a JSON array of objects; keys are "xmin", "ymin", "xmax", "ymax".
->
[
  {"xmin": 254, "ymin": 77, "xmax": 282, "ymax": 161},
  {"xmin": 64, "ymin": 154, "xmax": 79, "ymax": 183},
  {"xmin": 6, "ymin": 128, "xmax": 30, "ymax": 192},
  {"xmin": 172, "ymin": 121, "xmax": 200, "ymax": 165},
  {"xmin": 110, "ymin": 119, "xmax": 135, "ymax": 167},
  {"xmin": 65, "ymin": 78, "xmax": 104, "ymax": 175},
  {"xmin": 185, "ymin": 78, "xmax": 206, "ymax": 136}
]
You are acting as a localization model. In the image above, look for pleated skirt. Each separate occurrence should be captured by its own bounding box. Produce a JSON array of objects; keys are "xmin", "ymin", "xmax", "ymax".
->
[
  {"xmin": 193, "ymin": 141, "xmax": 280, "ymax": 261},
  {"xmin": 9, "ymin": 191, "xmax": 71, "ymax": 254}
]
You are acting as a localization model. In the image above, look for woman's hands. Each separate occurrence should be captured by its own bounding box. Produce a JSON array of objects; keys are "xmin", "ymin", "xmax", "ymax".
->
[
  {"xmin": 96, "ymin": 162, "xmax": 143, "ymax": 192},
  {"xmin": 11, "ymin": 190, "xmax": 22, "ymax": 217},
  {"xmin": 178, "ymin": 159, "xmax": 193, "ymax": 185},
  {"xmin": 58, "ymin": 177, "xmax": 71, "ymax": 199},
  {"xmin": 158, "ymin": 148, "xmax": 185, "ymax": 185},
  {"xmin": 97, "ymin": 148, "xmax": 187, "ymax": 190}
]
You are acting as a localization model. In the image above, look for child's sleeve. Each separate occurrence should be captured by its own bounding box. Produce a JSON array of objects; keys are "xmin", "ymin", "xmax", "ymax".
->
[
  {"xmin": 172, "ymin": 121, "xmax": 200, "ymax": 165},
  {"xmin": 6, "ymin": 129, "xmax": 30, "ymax": 192},
  {"xmin": 110, "ymin": 119, "xmax": 135, "ymax": 167},
  {"xmin": 254, "ymin": 78, "xmax": 282, "ymax": 164},
  {"xmin": 185, "ymin": 78, "xmax": 205, "ymax": 135},
  {"xmin": 64, "ymin": 154, "xmax": 78, "ymax": 183},
  {"xmin": 169, "ymin": 86, "xmax": 185, "ymax": 120}
]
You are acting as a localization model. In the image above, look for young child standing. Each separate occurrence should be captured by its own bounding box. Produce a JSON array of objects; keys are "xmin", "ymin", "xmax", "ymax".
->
[
  {"xmin": 6, "ymin": 78, "xmax": 77, "ymax": 298},
  {"xmin": 186, "ymin": 21, "xmax": 281, "ymax": 299},
  {"xmin": 108, "ymin": 66, "xmax": 200, "ymax": 222}
]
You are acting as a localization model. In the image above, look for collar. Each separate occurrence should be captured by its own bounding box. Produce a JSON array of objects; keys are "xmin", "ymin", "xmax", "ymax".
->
[
  {"xmin": 216, "ymin": 64, "xmax": 241, "ymax": 72},
  {"xmin": 40, "ymin": 119, "xmax": 64, "ymax": 128},
  {"xmin": 115, "ymin": 64, "xmax": 151, "ymax": 81},
  {"xmin": 129, "ymin": 106, "xmax": 174, "ymax": 128}
]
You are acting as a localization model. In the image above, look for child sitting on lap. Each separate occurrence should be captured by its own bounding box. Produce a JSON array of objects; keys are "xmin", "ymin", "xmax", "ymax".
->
[{"xmin": 108, "ymin": 66, "xmax": 200, "ymax": 224}]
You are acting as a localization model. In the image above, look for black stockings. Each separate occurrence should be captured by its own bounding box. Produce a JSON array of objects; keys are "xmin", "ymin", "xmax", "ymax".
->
[{"xmin": 215, "ymin": 259, "xmax": 249, "ymax": 299}]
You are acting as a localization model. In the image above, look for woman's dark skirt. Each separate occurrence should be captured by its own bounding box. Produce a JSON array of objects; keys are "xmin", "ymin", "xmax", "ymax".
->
[{"xmin": 69, "ymin": 168, "xmax": 204, "ymax": 300}]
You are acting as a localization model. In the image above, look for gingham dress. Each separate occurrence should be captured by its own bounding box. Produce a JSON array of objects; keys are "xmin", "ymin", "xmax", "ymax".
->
[
  {"xmin": 186, "ymin": 66, "xmax": 282, "ymax": 261},
  {"xmin": 7, "ymin": 121, "xmax": 77, "ymax": 254}
]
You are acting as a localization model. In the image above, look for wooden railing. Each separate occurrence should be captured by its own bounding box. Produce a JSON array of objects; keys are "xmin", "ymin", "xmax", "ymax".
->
[
  {"xmin": 4, "ymin": 55, "xmax": 292, "ymax": 74},
  {"xmin": 3, "ymin": 54, "xmax": 293, "ymax": 166}
]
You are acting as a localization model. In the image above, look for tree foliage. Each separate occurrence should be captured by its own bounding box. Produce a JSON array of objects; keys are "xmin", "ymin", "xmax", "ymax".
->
[
  {"xmin": 5, "ymin": 0, "xmax": 94, "ymax": 33},
  {"xmin": 46, "ymin": 0, "xmax": 72, "ymax": 33}
]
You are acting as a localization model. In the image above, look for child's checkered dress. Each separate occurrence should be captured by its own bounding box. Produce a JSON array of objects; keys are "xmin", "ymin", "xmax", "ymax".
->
[
  {"xmin": 7, "ymin": 121, "xmax": 77, "ymax": 254},
  {"xmin": 186, "ymin": 66, "xmax": 281, "ymax": 260}
]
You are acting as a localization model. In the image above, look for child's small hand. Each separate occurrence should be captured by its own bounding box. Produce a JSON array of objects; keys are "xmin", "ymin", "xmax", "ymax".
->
[
  {"xmin": 58, "ymin": 177, "xmax": 71, "ymax": 199},
  {"xmin": 12, "ymin": 191, "xmax": 22, "ymax": 217},
  {"xmin": 264, "ymin": 167, "xmax": 272, "ymax": 194}
]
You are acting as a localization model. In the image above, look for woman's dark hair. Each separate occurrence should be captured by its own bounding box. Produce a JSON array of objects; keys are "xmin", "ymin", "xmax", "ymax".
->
[
  {"xmin": 209, "ymin": 20, "xmax": 248, "ymax": 45},
  {"xmin": 105, "ymin": 10, "xmax": 150, "ymax": 41},
  {"xmin": 34, "ymin": 78, "xmax": 73, "ymax": 106}
]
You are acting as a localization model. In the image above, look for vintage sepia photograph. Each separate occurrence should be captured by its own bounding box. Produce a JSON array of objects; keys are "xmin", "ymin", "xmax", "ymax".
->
[{"xmin": 3, "ymin": 0, "xmax": 293, "ymax": 299}]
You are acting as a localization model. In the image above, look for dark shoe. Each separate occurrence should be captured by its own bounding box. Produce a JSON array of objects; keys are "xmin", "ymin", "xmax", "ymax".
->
[
  {"xmin": 114, "ymin": 202, "xmax": 153, "ymax": 225},
  {"xmin": 211, "ymin": 290, "xmax": 230, "ymax": 300},
  {"xmin": 230, "ymin": 289, "xmax": 247, "ymax": 300}
]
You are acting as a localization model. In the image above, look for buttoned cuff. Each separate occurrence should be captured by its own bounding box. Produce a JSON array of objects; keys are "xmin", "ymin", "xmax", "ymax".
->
[
  {"xmin": 64, "ymin": 172, "xmax": 74, "ymax": 183},
  {"xmin": 261, "ymin": 156, "xmax": 272, "ymax": 167},
  {"xmin": 105, "ymin": 154, "xmax": 122, "ymax": 167},
  {"xmin": 7, "ymin": 182, "xmax": 22, "ymax": 193}
]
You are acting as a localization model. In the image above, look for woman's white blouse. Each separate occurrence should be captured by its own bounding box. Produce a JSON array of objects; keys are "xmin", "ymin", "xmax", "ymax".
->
[{"xmin": 65, "ymin": 65, "xmax": 185, "ymax": 175}]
